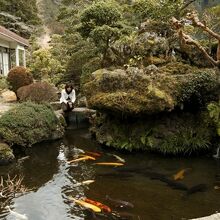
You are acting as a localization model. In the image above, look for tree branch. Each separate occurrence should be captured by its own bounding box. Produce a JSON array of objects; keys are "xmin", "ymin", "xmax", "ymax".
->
[
  {"xmin": 186, "ymin": 11, "xmax": 220, "ymax": 40},
  {"xmin": 171, "ymin": 15, "xmax": 220, "ymax": 67},
  {"xmin": 180, "ymin": 30, "xmax": 218, "ymax": 66}
]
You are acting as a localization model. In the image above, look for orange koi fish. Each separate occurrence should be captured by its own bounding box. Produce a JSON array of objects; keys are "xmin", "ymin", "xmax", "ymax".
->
[
  {"xmin": 85, "ymin": 151, "xmax": 102, "ymax": 157},
  {"xmin": 173, "ymin": 168, "xmax": 190, "ymax": 181},
  {"xmin": 68, "ymin": 155, "xmax": 96, "ymax": 163},
  {"xmin": 69, "ymin": 197, "xmax": 101, "ymax": 212},
  {"xmin": 94, "ymin": 162, "xmax": 124, "ymax": 166},
  {"xmin": 85, "ymin": 198, "xmax": 111, "ymax": 213}
]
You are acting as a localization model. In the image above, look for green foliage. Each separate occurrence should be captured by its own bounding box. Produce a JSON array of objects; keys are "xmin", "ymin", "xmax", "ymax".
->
[
  {"xmin": 60, "ymin": 33, "xmax": 98, "ymax": 85},
  {"xmin": 81, "ymin": 57, "xmax": 102, "ymax": 84},
  {"xmin": 0, "ymin": 143, "xmax": 14, "ymax": 164},
  {"xmin": 77, "ymin": 1, "xmax": 124, "ymax": 64},
  {"xmin": 29, "ymin": 48, "xmax": 65, "ymax": 85},
  {"xmin": 17, "ymin": 82, "xmax": 58, "ymax": 103},
  {"xmin": 0, "ymin": 102, "xmax": 62, "ymax": 147},
  {"xmin": 132, "ymin": 0, "xmax": 183, "ymax": 23},
  {"xmin": 79, "ymin": 1, "xmax": 122, "ymax": 38},
  {"xmin": 90, "ymin": 25, "xmax": 121, "ymax": 51},
  {"xmin": 7, "ymin": 66, "xmax": 33, "ymax": 93},
  {"xmin": 208, "ymin": 101, "xmax": 220, "ymax": 135},
  {"xmin": 0, "ymin": 0, "xmax": 40, "ymax": 37},
  {"xmin": 177, "ymin": 69, "xmax": 219, "ymax": 106},
  {"xmin": 92, "ymin": 111, "xmax": 214, "ymax": 155},
  {"xmin": 0, "ymin": 77, "xmax": 8, "ymax": 91},
  {"xmin": 158, "ymin": 128, "xmax": 211, "ymax": 155}
]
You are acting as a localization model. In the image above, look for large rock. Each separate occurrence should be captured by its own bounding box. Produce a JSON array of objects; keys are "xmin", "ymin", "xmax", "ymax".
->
[
  {"xmin": 0, "ymin": 90, "xmax": 17, "ymax": 102},
  {"xmin": 83, "ymin": 63, "xmax": 219, "ymax": 115},
  {"xmin": 0, "ymin": 142, "xmax": 15, "ymax": 165}
]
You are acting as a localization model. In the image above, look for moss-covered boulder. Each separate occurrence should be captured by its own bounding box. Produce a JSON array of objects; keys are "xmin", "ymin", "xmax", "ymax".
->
[
  {"xmin": 91, "ymin": 112, "xmax": 215, "ymax": 155},
  {"xmin": 0, "ymin": 102, "xmax": 65, "ymax": 147},
  {"xmin": 0, "ymin": 142, "xmax": 15, "ymax": 165},
  {"xmin": 83, "ymin": 63, "xmax": 219, "ymax": 115}
]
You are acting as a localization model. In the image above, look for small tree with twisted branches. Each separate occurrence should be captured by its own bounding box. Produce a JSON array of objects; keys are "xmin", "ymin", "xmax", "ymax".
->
[{"xmin": 171, "ymin": 11, "xmax": 220, "ymax": 68}]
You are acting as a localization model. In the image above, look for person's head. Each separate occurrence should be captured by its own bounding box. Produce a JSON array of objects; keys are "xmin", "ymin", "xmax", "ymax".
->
[{"xmin": 65, "ymin": 83, "xmax": 73, "ymax": 94}]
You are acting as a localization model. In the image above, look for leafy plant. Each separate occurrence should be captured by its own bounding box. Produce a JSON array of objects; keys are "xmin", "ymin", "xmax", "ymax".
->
[
  {"xmin": 29, "ymin": 48, "xmax": 65, "ymax": 84},
  {"xmin": 208, "ymin": 101, "xmax": 220, "ymax": 135},
  {"xmin": 159, "ymin": 128, "xmax": 211, "ymax": 155}
]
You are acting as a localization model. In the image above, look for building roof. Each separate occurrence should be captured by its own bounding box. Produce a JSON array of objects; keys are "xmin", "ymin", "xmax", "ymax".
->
[{"xmin": 0, "ymin": 25, "xmax": 29, "ymax": 47}]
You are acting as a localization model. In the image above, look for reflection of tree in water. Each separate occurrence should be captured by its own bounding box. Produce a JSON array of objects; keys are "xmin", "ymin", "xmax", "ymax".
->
[
  {"xmin": 0, "ymin": 140, "xmax": 60, "ymax": 191},
  {"xmin": 59, "ymin": 133, "xmax": 96, "ymax": 220},
  {"xmin": 21, "ymin": 141, "xmax": 60, "ymax": 189},
  {"xmin": 0, "ymin": 141, "xmax": 60, "ymax": 217}
]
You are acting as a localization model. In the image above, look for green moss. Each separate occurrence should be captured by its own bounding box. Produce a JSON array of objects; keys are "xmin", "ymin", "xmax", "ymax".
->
[
  {"xmin": 83, "ymin": 64, "xmax": 219, "ymax": 115},
  {"xmin": 0, "ymin": 143, "xmax": 14, "ymax": 164},
  {"xmin": 0, "ymin": 102, "xmax": 64, "ymax": 147}
]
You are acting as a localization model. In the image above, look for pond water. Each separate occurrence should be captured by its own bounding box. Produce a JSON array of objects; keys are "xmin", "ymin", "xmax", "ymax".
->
[{"xmin": 0, "ymin": 128, "xmax": 220, "ymax": 220}]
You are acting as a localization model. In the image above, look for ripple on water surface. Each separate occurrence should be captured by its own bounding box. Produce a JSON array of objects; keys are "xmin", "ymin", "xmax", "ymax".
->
[{"xmin": 0, "ymin": 128, "xmax": 220, "ymax": 220}]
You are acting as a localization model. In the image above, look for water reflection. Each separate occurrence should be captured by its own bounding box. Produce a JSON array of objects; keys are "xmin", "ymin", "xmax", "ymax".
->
[{"xmin": 0, "ymin": 129, "xmax": 220, "ymax": 219}]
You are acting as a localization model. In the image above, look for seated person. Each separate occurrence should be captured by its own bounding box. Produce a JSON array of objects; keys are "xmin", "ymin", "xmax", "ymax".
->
[{"xmin": 60, "ymin": 83, "xmax": 76, "ymax": 112}]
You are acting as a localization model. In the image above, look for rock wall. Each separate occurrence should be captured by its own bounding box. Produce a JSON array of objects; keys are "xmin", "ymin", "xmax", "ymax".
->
[{"xmin": 83, "ymin": 62, "xmax": 220, "ymax": 154}]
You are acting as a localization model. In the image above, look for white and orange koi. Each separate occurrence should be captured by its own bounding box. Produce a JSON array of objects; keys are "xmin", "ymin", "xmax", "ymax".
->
[
  {"xmin": 69, "ymin": 197, "xmax": 101, "ymax": 212},
  {"xmin": 68, "ymin": 155, "xmax": 96, "ymax": 163}
]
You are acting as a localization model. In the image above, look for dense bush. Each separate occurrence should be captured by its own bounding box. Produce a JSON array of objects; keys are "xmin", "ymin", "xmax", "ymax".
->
[
  {"xmin": 7, "ymin": 66, "xmax": 33, "ymax": 93},
  {"xmin": 0, "ymin": 102, "xmax": 64, "ymax": 147},
  {"xmin": 17, "ymin": 82, "xmax": 58, "ymax": 103},
  {"xmin": 29, "ymin": 48, "xmax": 65, "ymax": 84}
]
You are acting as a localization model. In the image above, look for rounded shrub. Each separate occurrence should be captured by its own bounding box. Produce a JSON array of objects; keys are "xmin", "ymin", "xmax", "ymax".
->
[
  {"xmin": 17, "ymin": 82, "xmax": 58, "ymax": 103},
  {"xmin": 7, "ymin": 66, "xmax": 33, "ymax": 92},
  {"xmin": 0, "ymin": 102, "xmax": 64, "ymax": 147}
]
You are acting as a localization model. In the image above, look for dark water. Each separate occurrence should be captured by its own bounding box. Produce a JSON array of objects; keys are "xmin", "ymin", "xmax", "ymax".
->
[{"xmin": 0, "ymin": 128, "xmax": 220, "ymax": 220}]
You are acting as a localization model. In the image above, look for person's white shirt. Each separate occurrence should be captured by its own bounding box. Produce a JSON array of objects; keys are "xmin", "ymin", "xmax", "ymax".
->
[{"xmin": 60, "ymin": 89, "xmax": 76, "ymax": 104}]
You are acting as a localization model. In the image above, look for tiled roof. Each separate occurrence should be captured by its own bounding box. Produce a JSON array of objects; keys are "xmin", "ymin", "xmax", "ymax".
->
[{"xmin": 0, "ymin": 25, "xmax": 29, "ymax": 46}]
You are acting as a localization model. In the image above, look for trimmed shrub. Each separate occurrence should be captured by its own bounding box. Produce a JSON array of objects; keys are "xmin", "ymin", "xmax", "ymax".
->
[
  {"xmin": 17, "ymin": 82, "xmax": 58, "ymax": 103},
  {"xmin": 7, "ymin": 66, "xmax": 33, "ymax": 92},
  {"xmin": 0, "ymin": 102, "xmax": 64, "ymax": 147}
]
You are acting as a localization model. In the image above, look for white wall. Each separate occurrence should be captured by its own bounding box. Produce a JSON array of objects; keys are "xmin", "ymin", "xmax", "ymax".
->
[{"xmin": 0, "ymin": 39, "xmax": 26, "ymax": 76}]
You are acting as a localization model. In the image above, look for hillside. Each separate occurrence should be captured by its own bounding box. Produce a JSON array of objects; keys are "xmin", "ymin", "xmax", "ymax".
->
[{"xmin": 0, "ymin": 0, "xmax": 40, "ymax": 37}]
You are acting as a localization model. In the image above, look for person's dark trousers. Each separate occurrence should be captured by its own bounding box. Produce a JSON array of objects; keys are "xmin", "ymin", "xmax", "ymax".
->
[{"xmin": 61, "ymin": 102, "xmax": 74, "ymax": 125}]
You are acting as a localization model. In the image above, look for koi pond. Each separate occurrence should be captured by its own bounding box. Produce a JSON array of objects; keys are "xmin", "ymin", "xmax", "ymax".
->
[{"xmin": 0, "ymin": 128, "xmax": 219, "ymax": 220}]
